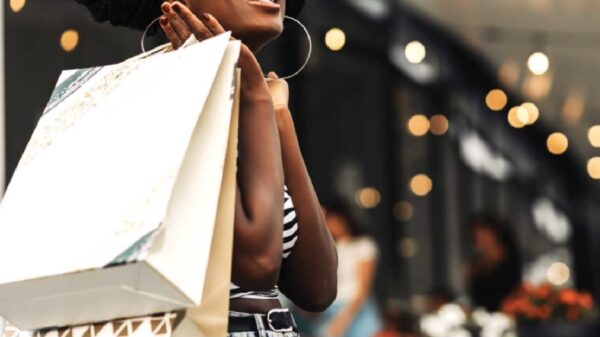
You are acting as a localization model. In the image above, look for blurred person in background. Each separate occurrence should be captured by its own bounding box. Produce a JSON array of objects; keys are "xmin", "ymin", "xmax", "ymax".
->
[
  {"xmin": 465, "ymin": 215, "xmax": 522, "ymax": 312},
  {"xmin": 315, "ymin": 200, "xmax": 382, "ymax": 337}
]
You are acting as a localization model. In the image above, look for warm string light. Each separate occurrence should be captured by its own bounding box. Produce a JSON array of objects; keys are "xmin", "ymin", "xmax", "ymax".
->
[
  {"xmin": 528, "ymin": 52, "xmax": 550, "ymax": 75},
  {"xmin": 407, "ymin": 115, "xmax": 430, "ymax": 136},
  {"xmin": 10, "ymin": 0, "xmax": 26, "ymax": 12},
  {"xmin": 507, "ymin": 103, "xmax": 539, "ymax": 128},
  {"xmin": 588, "ymin": 126, "xmax": 600, "ymax": 148},
  {"xmin": 324, "ymin": 28, "xmax": 346, "ymax": 51},
  {"xmin": 398, "ymin": 238, "xmax": 418, "ymax": 258},
  {"xmin": 547, "ymin": 132, "xmax": 568, "ymax": 155},
  {"xmin": 521, "ymin": 102, "xmax": 540, "ymax": 125},
  {"xmin": 60, "ymin": 30, "xmax": 80, "ymax": 52},
  {"xmin": 508, "ymin": 107, "xmax": 526, "ymax": 129},
  {"xmin": 430, "ymin": 115, "xmax": 449, "ymax": 136},
  {"xmin": 547, "ymin": 262, "xmax": 570, "ymax": 286},
  {"xmin": 410, "ymin": 174, "xmax": 432, "ymax": 196},
  {"xmin": 485, "ymin": 89, "xmax": 508, "ymax": 111},
  {"xmin": 405, "ymin": 41, "xmax": 426, "ymax": 64},
  {"xmin": 516, "ymin": 106, "xmax": 529, "ymax": 124},
  {"xmin": 587, "ymin": 157, "xmax": 600, "ymax": 179},
  {"xmin": 498, "ymin": 60, "xmax": 520, "ymax": 87},
  {"xmin": 393, "ymin": 201, "xmax": 414, "ymax": 221},
  {"xmin": 562, "ymin": 93, "xmax": 585, "ymax": 126},
  {"xmin": 355, "ymin": 187, "xmax": 381, "ymax": 209}
]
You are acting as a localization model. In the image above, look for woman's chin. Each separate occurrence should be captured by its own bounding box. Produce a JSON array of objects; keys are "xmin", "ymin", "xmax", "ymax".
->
[{"xmin": 238, "ymin": 22, "xmax": 283, "ymax": 51}]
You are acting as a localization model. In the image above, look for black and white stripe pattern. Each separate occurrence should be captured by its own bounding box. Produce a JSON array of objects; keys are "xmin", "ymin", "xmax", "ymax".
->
[
  {"xmin": 283, "ymin": 187, "xmax": 298, "ymax": 259},
  {"xmin": 230, "ymin": 187, "xmax": 299, "ymax": 300}
]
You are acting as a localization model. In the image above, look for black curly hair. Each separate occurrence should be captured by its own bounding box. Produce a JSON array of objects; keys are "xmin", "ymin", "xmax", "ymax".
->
[{"xmin": 76, "ymin": 0, "xmax": 305, "ymax": 31}]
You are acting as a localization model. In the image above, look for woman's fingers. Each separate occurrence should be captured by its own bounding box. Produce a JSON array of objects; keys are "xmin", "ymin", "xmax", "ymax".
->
[
  {"xmin": 172, "ymin": 2, "xmax": 214, "ymax": 40},
  {"xmin": 201, "ymin": 13, "xmax": 226, "ymax": 35},
  {"xmin": 160, "ymin": 2, "xmax": 229, "ymax": 49},
  {"xmin": 161, "ymin": 2, "xmax": 191, "ymax": 46},
  {"xmin": 159, "ymin": 16, "xmax": 184, "ymax": 49}
]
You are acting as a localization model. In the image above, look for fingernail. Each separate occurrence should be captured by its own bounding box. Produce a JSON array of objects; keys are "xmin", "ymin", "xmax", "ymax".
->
[
  {"xmin": 202, "ymin": 13, "xmax": 210, "ymax": 21},
  {"xmin": 172, "ymin": 3, "xmax": 181, "ymax": 13},
  {"xmin": 159, "ymin": 16, "xmax": 168, "ymax": 26},
  {"xmin": 161, "ymin": 3, "xmax": 171, "ymax": 13}
]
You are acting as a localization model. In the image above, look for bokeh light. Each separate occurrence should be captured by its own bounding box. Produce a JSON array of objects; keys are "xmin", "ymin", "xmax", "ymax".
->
[
  {"xmin": 587, "ymin": 157, "xmax": 600, "ymax": 179},
  {"xmin": 429, "ymin": 115, "xmax": 449, "ymax": 136},
  {"xmin": 546, "ymin": 262, "xmax": 570, "ymax": 286},
  {"xmin": 485, "ymin": 89, "xmax": 508, "ymax": 111},
  {"xmin": 355, "ymin": 187, "xmax": 381, "ymax": 209},
  {"xmin": 405, "ymin": 41, "xmax": 426, "ymax": 64},
  {"xmin": 528, "ymin": 52, "xmax": 550, "ymax": 75},
  {"xmin": 393, "ymin": 201, "xmax": 414, "ymax": 221},
  {"xmin": 399, "ymin": 238, "xmax": 418, "ymax": 258},
  {"xmin": 498, "ymin": 60, "xmax": 520, "ymax": 87},
  {"xmin": 325, "ymin": 28, "xmax": 346, "ymax": 51},
  {"xmin": 562, "ymin": 92, "xmax": 585, "ymax": 126},
  {"xmin": 588, "ymin": 126, "xmax": 600, "ymax": 148},
  {"xmin": 521, "ymin": 102, "xmax": 540, "ymax": 125},
  {"xmin": 60, "ymin": 30, "xmax": 80, "ymax": 52},
  {"xmin": 507, "ymin": 107, "xmax": 526, "ymax": 128},
  {"xmin": 407, "ymin": 114, "xmax": 430, "ymax": 136},
  {"xmin": 516, "ymin": 106, "xmax": 530, "ymax": 124},
  {"xmin": 410, "ymin": 174, "xmax": 432, "ymax": 196},
  {"xmin": 547, "ymin": 132, "xmax": 569, "ymax": 155},
  {"xmin": 10, "ymin": 0, "xmax": 26, "ymax": 13}
]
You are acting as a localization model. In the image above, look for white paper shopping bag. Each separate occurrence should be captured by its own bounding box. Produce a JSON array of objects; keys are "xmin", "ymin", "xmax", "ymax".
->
[
  {"xmin": 172, "ymin": 69, "xmax": 241, "ymax": 337},
  {"xmin": 1, "ymin": 313, "xmax": 179, "ymax": 337},
  {"xmin": 0, "ymin": 33, "xmax": 240, "ymax": 331}
]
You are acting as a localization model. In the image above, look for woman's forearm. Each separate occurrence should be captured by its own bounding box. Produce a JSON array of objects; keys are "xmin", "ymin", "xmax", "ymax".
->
[
  {"xmin": 276, "ymin": 106, "xmax": 338, "ymax": 311},
  {"xmin": 231, "ymin": 48, "xmax": 285, "ymax": 290}
]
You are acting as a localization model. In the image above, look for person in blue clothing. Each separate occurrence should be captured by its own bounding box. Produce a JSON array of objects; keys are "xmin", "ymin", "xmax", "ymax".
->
[{"xmin": 297, "ymin": 201, "xmax": 381, "ymax": 337}]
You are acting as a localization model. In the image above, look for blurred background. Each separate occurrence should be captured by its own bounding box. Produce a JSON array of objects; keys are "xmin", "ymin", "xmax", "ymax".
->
[{"xmin": 4, "ymin": 0, "xmax": 600, "ymax": 336}]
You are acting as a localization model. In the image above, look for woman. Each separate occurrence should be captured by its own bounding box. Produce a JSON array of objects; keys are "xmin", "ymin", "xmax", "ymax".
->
[
  {"xmin": 76, "ymin": 0, "xmax": 339, "ymax": 336},
  {"xmin": 302, "ymin": 201, "xmax": 381, "ymax": 337}
]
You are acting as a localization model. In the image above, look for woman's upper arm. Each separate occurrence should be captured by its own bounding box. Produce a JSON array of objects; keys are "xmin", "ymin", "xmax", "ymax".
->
[
  {"xmin": 270, "ymin": 106, "xmax": 338, "ymax": 312},
  {"xmin": 231, "ymin": 184, "xmax": 283, "ymax": 290}
]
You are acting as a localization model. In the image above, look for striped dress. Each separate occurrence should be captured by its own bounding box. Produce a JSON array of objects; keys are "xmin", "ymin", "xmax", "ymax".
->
[{"xmin": 230, "ymin": 187, "xmax": 299, "ymax": 300}]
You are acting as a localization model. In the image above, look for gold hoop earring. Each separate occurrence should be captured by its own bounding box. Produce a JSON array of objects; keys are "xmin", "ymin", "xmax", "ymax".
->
[
  {"xmin": 266, "ymin": 16, "xmax": 313, "ymax": 81},
  {"xmin": 141, "ymin": 17, "xmax": 161, "ymax": 53}
]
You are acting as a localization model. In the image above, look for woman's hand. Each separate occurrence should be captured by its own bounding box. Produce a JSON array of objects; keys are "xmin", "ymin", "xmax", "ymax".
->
[
  {"xmin": 160, "ymin": 2, "xmax": 224, "ymax": 49},
  {"xmin": 160, "ymin": 2, "xmax": 268, "ymax": 96}
]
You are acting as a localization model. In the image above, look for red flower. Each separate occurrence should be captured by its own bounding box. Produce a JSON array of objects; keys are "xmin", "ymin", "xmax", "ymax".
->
[
  {"xmin": 502, "ymin": 283, "xmax": 597, "ymax": 322},
  {"xmin": 578, "ymin": 293, "xmax": 594, "ymax": 310},
  {"xmin": 532, "ymin": 283, "xmax": 553, "ymax": 299},
  {"xmin": 558, "ymin": 289, "xmax": 579, "ymax": 306}
]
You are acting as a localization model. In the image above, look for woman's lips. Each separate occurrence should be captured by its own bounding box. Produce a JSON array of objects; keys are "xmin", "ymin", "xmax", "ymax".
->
[{"xmin": 247, "ymin": 0, "xmax": 281, "ymax": 12}]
